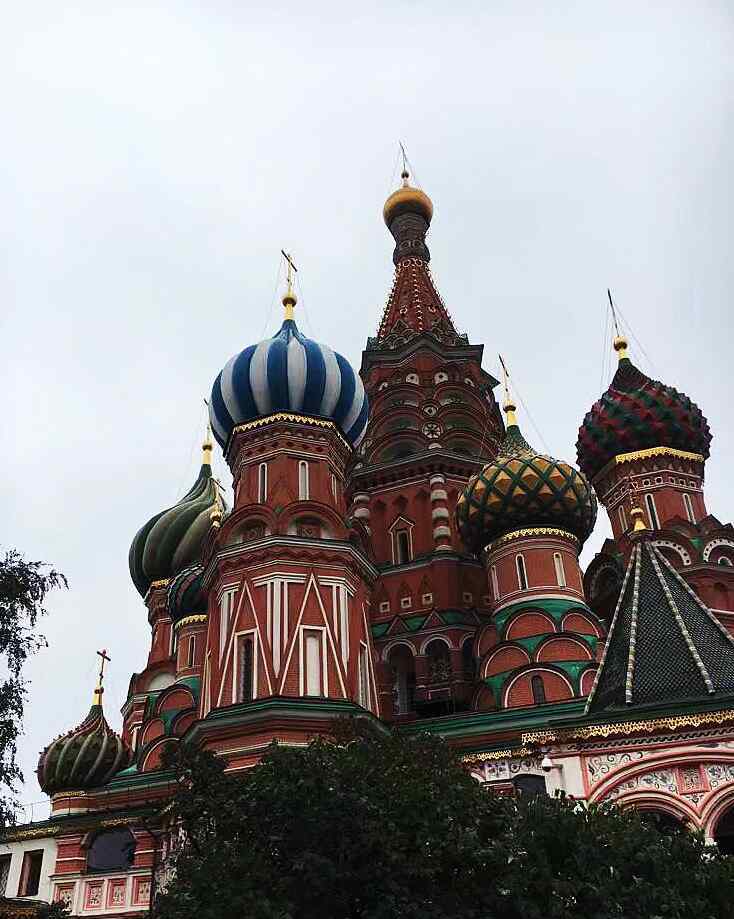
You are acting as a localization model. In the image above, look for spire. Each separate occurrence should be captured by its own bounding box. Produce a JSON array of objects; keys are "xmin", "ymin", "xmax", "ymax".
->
[
  {"xmin": 281, "ymin": 250, "xmax": 298, "ymax": 321},
  {"xmin": 607, "ymin": 289, "xmax": 629, "ymax": 361},
  {"xmin": 93, "ymin": 648, "xmax": 110, "ymax": 706},
  {"xmin": 376, "ymin": 164, "xmax": 460, "ymax": 346},
  {"xmin": 586, "ymin": 540, "xmax": 734, "ymax": 713}
]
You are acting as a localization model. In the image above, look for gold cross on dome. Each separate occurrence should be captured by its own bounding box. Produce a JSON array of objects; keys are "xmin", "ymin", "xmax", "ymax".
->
[{"xmin": 93, "ymin": 648, "xmax": 111, "ymax": 704}]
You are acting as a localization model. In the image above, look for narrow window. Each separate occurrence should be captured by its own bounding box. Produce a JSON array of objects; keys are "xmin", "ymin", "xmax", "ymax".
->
[
  {"xmin": 396, "ymin": 530, "xmax": 411, "ymax": 565},
  {"xmin": 683, "ymin": 493, "xmax": 696, "ymax": 524},
  {"xmin": 553, "ymin": 552, "xmax": 566, "ymax": 587},
  {"xmin": 258, "ymin": 463, "xmax": 267, "ymax": 503},
  {"xmin": 304, "ymin": 630, "xmax": 322, "ymax": 696},
  {"xmin": 0, "ymin": 855, "xmax": 11, "ymax": 896},
  {"xmin": 531, "ymin": 674, "xmax": 546, "ymax": 705},
  {"xmin": 239, "ymin": 636, "xmax": 254, "ymax": 702},
  {"xmin": 219, "ymin": 590, "xmax": 235, "ymax": 659},
  {"xmin": 331, "ymin": 473, "xmax": 337, "ymax": 502},
  {"xmin": 618, "ymin": 505, "xmax": 627, "ymax": 532},
  {"xmin": 358, "ymin": 643, "xmax": 370, "ymax": 708},
  {"xmin": 645, "ymin": 493, "xmax": 660, "ymax": 529},
  {"xmin": 516, "ymin": 554, "xmax": 528, "ymax": 590},
  {"xmin": 187, "ymin": 635, "xmax": 196, "ymax": 669},
  {"xmin": 490, "ymin": 565, "xmax": 500, "ymax": 601},
  {"xmin": 298, "ymin": 461, "xmax": 309, "ymax": 500},
  {"xmin": 18, "ymin": 851, "xmax": 43, "ymax": 897}
]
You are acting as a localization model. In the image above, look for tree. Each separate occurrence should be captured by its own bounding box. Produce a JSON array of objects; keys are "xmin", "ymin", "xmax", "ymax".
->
[
  {"xmin": 154, "ymin": 727, "xmax": 734, "ymax": 919},
  {"xmin": 0, "ymin": 550, "xmax": 66, "ymax": 825}
]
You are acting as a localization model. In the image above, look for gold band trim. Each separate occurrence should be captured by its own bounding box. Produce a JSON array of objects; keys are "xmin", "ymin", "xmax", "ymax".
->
[
  {"xmin": 522, "ymin": 708, "xmax": 734, "ymax": 744},
  {"xmin": 149, "ymin": 579, "xmax": 170, "ymax": 589},
  {"xmin": 462, "ymin": 746, "xmax": 532, "ymax": 764},
  {"xmin": 487, "ymin": 527, "xmax": 579, "ymax": 552},
  {"xmin": 595, "ymin": 446, "xmax": 705, "ymax": 483},
  {"xmin": 232, "ymin": 413, "xmax": 349, "ymax": 449},
  {"xmin": 173, "ymin": 614, "xmax": 208, "ymax": 631}
]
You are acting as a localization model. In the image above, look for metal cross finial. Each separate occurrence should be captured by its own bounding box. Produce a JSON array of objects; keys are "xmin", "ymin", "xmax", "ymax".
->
[
  {"xmin": 281, "ymin": 250, "xmax": 298, "ymax": 289},
  {"xmin": 607, "ymin": 288, "xmax": 621, "ymax": 336},
  {"xmin": 94, "ymin": 648, "xmax": 111, "ymax": 704},
  {"xmin": 498, "ymin": 354, "xmax": 518, "ymax": 426}
]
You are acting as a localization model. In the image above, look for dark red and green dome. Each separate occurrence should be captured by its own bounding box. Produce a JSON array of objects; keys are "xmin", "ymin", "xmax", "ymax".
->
[
  {"xmin": 456, "ymin": 413, "xmax": 597, "ymax": 553},
  {"xmin": 577, "ymin": 349, "xmax": 711, "ymax": 482}
]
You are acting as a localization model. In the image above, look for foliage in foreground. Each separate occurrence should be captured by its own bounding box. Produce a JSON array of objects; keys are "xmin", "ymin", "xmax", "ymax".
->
[
  {"xmin": 155, "ymin": 728, "xmax": 734, "ymax": 919},
  {"xmin": 0, "ymin": 550, "xmax": 66, "ymax": 825}
]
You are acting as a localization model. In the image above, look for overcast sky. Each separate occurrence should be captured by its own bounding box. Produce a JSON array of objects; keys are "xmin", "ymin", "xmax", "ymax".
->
[{"xmin": 3, "ymin": 1, "xmax": 732, "ymax": 813}]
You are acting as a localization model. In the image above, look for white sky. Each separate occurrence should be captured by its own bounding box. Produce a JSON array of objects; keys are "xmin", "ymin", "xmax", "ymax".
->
[{"xmin": 2, "ymin": 1, "xmax": 732, "ymax": 813}]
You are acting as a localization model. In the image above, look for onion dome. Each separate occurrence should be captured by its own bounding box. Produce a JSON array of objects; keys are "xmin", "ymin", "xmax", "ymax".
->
[
  {"xmin": 129, "ymin": 432, "xmax": 224, "ymax": 597},
  {"xmin": 383, "ymin": 169, "xmax": 434, "ymax": 226},
  {"xmin": 577, "ymin": 335, "xmax": 712, "ymax": 482},
  {"xmin": 167, "ymin": 564, "xmax": 206, "ymax": 623},
  {"xmin": 456, "ymin": 399, "xmax": 597, "ymax": 553},
  {"xmin": 209, "ymin": 272, "xmax": 368, "ymax": 451},
  {"xmin": 37, "ymin": 678, "xmax": 129, "ymax": 795},
  {"xmin": 382, "ymin": 168, "xmax": 433, "ymax": 266}
]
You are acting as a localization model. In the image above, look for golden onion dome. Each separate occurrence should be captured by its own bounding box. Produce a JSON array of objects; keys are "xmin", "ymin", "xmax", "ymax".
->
[{"xmin": 383, "ymin": 170, "xmax": 434, "ymax": 227}]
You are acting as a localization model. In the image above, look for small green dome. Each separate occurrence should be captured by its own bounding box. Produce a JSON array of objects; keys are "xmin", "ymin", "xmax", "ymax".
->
[
  {"xmin": 456, "ymin": 421, "xmax": 597, "ymax": 553},
  {"xmin": 166, "ymin": 564, "xmax": 207, "ymax": 623},
  {"xmin": 37, "ymin": 704, "xmax": 129, "ymax": 795},
  {"xmin": 129, "ymin": 448, "xmax": 224, "ymax": 597}
]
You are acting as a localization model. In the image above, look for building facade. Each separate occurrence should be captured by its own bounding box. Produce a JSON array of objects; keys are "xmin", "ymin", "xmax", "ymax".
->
[{"xmin": 5, "ymin": 170, "xmax": 734, "ymax": 913}]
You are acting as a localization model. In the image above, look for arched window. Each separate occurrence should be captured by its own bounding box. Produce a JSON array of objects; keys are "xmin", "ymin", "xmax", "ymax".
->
[
  {"xmin": 645, "ymin": 493, "xmax": 660, "ymax": 530},
  {"xmin": 553, "ymin": 552, "xmax": 566, "ymax": 587},
  {"xmin": 238, "ymin": 636, "xmax": 254, "ymax": 702},
  {"xmin": 516, "ymin": 555, "xmax": 528, "ymax": 590},
  {"xmin": 461, "ymin": 637, "xmax": 475, "ymax": 678},
  {"xmin": 187, "ymin": 635, "xmax": 196, "ymax": 669},
  {"xmin": 331, "ymin": 473, "xmax": 337, "ymax": 502},
  {"xmin": 714, "ymin": 805, "xmax": 734, "ymax": 855},
  {"xmin": 531, "ymin": 674, "xmax": 546, "ymax": 704},
  {"xmin": 396, "ymin": 530, "xmax": 411, "ymax": 565},
  {"xmin": 298, "ymin": 461, "xmax": 309, "ymax": 500},
  {"xmin": 618, "ymin": 505, "xmax": 627, "ymax": 532},
  {"xmin": 425, "ymin": 640, "xmax": 451, "ymax": 684},
  {"xmin": 490, "ymin": 565, "xmax": 500, "ymax": 600},
  {"xmin": 683, "ymin": 493, "xmax": 696, "ymax": 524},
  {"xmin": 87, "ymin": 827, "xmax": 135, "ymax": 872},
  {"xmin": 258, "ymin": 463, "xmax": 267, "ymax": 504},
  {"xmin": 719, "ymin": 557, "xmax": 733, "ymax": 567},
  {"xmin": 389, "ymin": 646, "xmax": 416, "ymax": 714}
]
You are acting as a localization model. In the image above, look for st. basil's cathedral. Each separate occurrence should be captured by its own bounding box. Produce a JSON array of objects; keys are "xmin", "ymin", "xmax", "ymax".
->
[{"xmin": 3, "ymin": 169, "xmax": 734, "ymax": 916}]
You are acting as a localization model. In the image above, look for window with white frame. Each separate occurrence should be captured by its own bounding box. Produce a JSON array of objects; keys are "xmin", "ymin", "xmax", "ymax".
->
[
  {"xmin": 303, "ymin": 629, "xmax": 324, "ymax": 696},
  {"xmin": 683, "ymin": 493, "xmax": 696, "ymax": 524},
  {"xmin": 618, "ymin": 505, "xmax": 627, "ymax": 532},
  {"xmin": 516, "ymin": 554, "xmax": 528, "ymax": 590},
  {"xmin": 258, "ymin": 463, "xmax": 268, "ymax": 503},
  {"xmin": 299, "ymin": 461, "xmax": 309, "ymax": 500},
  {"xmin": 187, "ymin": 635, "xmax": 196, "ymax": 669},
  {"xmin": 219, "ymin": 589, "xmax": 237, "ymax": 659},
  {"xmin": 490, "ymin": 565, "xmax": 500, "ymax": 601},
  {"xmin": 237, "ymin": 634, "xmax": 255, "ymax": 702},
  {"xmin": 645, "ymin": 493, "xmax": 660, "ymax": 529},
  {"xmin": 553, "ymin": 552, "xmax": 566, "ymax": 587},
  {"xmin": 358, "ymin": 642, "xmax": 370, "ymax": 708}
]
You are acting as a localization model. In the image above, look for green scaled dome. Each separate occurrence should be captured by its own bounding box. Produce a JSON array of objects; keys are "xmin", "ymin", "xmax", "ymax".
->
[
  {"xmin": 576, "ymin": 341, "xmax": 712, "ymax": 482},
  {"xmin": 456, "ymin": 409, "xmax": 597, "ymax": 553},
  {"xmin": 129, "ymin": 437, "xmax": 225, "ymax": 597},
  {"xmin": 37, "ymin": 701, "xmax": 129, "ymax": 795}
]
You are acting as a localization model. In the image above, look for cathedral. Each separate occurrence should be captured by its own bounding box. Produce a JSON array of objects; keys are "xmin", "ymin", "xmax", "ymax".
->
[{"xmin": 3, "ymin": 169, "xmax": 734, "ymax": 916}]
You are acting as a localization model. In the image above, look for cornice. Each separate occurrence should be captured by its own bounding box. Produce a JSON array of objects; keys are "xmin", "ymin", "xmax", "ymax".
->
[
  {"xmin": 486, "ymin": 527, "xmax": 579, "ymax": 552},
  {"xmin": 229, "ymin": 412, "xmax": 350, "ymax": 449},
  {"xmin": 173, "ymin": 614, "xmax": 208, "ymax": 631},
  {"xmin": 594, "ymin": 446, "xmax": 705, "ymax": 484}
]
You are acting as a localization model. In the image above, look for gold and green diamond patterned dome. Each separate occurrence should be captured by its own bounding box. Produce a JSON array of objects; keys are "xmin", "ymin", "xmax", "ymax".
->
[{"xmin": 456, "ymin": 401, "xmax": 597, "ymax": 553}]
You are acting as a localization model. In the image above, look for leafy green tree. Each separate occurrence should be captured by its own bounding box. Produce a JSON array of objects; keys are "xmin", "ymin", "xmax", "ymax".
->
[
  {"xmin": 154, "ymin": 728, "xmax": 734, "ymax": 919},
  {"xmin": 0, "ymin": 550, "xmax": 66, "ymax": 825}
]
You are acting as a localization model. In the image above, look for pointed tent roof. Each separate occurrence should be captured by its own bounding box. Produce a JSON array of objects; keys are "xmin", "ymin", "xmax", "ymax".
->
[{"xmin": 586, "ymin": 539, "xmax": 734, "ymax": 713}]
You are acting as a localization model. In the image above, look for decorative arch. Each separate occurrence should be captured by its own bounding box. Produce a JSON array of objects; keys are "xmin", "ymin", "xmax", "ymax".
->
[
  {"xmin": 535, "ymin": 635, "xmax": 593, "ymax": 663},
  {"xmin": 503, "ymin": 667, "xmax": 574, "ymax": 708},
  {"xmin": 652, "ymin": 540, "xmax": 691, "ymax": 567},
  {"xmin": 615, "ymin": 791, "xmax": 698, "ymax": 829},
  {"xmin": 579, "ymin": 666, "xmax": 597, "ymax": 695},
  {"xmin": 419, "ymin": 634, "xmax": 453, "ymax": 655},
  {"xmin": 381, "ymin": 639, "xmax": 417, "ymax": 661},
  {"xmin": 561, "ymin": 611, "xmax": 601, "ymax": 637},
  {"xmin": 703, "ymin": 538, "xmax": 734, "ymax": 563},
  {"xmin": 140, "ymin": 736, "xmax": 178, "ymax": 773},
  {"xmin": 505, "ymin": 610, "xmax": 556, "ymax": 641},
  {"xmin": 483, "ymin": 644, "xmax": 530, "ymax": 677}
]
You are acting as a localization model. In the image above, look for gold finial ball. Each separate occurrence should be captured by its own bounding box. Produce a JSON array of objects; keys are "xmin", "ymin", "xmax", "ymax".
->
[
  {"xmin": 613, "ymin": 335, "xmax": 629, "ymax": 354},
  {"xmin": 282, "ymin": 290, "xmax": 297, "ymax": 308},
  {"xmin": 383, "ymin": 174, "xmax": 433, "ymax": 227}
]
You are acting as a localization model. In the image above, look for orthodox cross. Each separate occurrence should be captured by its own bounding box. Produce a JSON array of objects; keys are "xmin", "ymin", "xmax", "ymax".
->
[
  {"xmin": 607, "ymin": 288, "xmax": 621, "ymax": 337},
  {"xmin": 498, "ymin": 353, "xmax": 511, "ymax": 404},
  {"xmin": 281, "ymin": 250, "xmax": 298, "ymax": 291},
  {"xmin": 94, "ymin": 648, "xmax": 111, "ymax": 703}
]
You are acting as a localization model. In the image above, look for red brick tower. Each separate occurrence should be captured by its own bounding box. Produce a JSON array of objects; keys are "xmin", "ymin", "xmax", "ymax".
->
[{"xmin": 348, "ymin": 170, "xmax": 505, "ymax": 720}]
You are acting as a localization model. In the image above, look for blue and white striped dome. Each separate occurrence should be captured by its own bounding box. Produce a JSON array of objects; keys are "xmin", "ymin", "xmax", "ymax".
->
[{"xmin": 209, "ymin": 318, "xmax": 369, "ymax": 450}]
